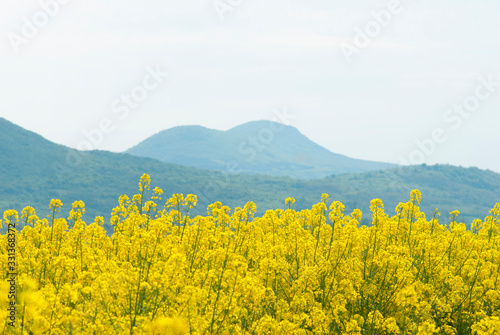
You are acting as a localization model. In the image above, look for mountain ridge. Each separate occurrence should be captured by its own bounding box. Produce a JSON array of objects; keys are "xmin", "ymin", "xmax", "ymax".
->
[
  {"xmin": 1, "ymin": 117, "xmax": 499, "ymax": 232},
  {"xmin": 125, "ymin": 120, "xmax": 398, "ymax": 179}
]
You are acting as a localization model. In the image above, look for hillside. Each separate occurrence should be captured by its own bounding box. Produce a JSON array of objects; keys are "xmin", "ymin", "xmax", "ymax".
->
[
  {"xmin": 1, "ymin": 118, "xmax": 499, "ymax": 232},
  {"xmin": 125, "ymin": 121, "xmax": 397, "ymax": 179},
  {"xmin": 304, "ymin": 165, "xmax": 500, "ymax": 223}
]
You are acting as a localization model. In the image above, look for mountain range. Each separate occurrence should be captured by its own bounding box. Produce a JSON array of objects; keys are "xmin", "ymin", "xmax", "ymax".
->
[
  {"xmin": 125, "ymin": 121, "xmax": 397, "ymax": 179},
  {"xmin": 1, "ymin": 117, "xmax": 499, "ymax": 233}
]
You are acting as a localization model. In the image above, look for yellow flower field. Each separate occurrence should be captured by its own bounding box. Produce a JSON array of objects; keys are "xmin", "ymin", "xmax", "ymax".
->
[{"xmin": 1, "ymin": 174, "xmax": 500, "ymax": 334}]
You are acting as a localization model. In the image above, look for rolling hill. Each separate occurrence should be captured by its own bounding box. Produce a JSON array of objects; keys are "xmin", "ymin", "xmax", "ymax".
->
[
  {"xmin": 1, "ymin": 117, "xmax": 499, "ymax": 232},
  {"xmin": 125, "ymin": 121, "xmax": 398, "ymax": 179}
]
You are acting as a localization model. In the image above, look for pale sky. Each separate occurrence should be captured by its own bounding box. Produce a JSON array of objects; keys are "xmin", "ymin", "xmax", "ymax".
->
[{"xmin": 1, "ymin": 0, "xmax": 499, "ymax": 173}]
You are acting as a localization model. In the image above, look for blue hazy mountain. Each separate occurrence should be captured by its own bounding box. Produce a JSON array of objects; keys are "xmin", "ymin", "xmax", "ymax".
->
[
  {"xmin": 1, "ymin": 117, "xmax": 499, "ymax": 231},
  {"xmin": 125, "ymin": 121, "xmax": 397, "ymax": 179}
]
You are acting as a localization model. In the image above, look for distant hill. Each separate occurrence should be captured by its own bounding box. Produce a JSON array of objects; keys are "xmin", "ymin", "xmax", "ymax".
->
[
  {"xmin": 305, "ymin": 165, "xmax": 500, "ymax": 223},
  {"xmin": 1, "ymin": 117, "xmax": 499, "ymax": 232},
  {"xmin": 125, "ymin": 121, "xmax": 398, "ymax": 179}
]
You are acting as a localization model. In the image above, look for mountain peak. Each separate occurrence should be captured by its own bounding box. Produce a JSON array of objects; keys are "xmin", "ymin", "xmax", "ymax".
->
[
  {"xmin": 229, "ymin": 119, "xmax": 292, "ymax": 129},
  {"xmin": 125, "ymin": 120, "xmax": 397, "ymax": 179},
  {"xmin": 226, "ymin": 120, "xmax": 298, "ymax": 136}
]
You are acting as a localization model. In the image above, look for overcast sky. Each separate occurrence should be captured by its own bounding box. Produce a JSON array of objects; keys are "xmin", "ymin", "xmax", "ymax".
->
[{"xmin": 1, "ymin": 0, "xmax": 499, "ymax": 173}]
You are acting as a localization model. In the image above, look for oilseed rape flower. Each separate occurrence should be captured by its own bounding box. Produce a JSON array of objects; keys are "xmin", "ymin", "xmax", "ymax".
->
[
  {"xmin": 3, "ymin": 209, "xmax": 18, "ymax": 225},
  {"xmin": 49, "ymin": 199, "xmax": 63, "ymax": 211},
  {"xmin": 285, "ymin": 197, "xmax": 295, "ymax": 209},
  {"xmin": 1, "ymin": 174, "xmax": 500, "ymax": 334}
]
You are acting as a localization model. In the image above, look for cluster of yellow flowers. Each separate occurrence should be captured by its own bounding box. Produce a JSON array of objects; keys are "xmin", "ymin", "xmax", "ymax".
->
[{"xmin": 1, "ymin": 174, "xmax": 500, "ymax": 334}]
